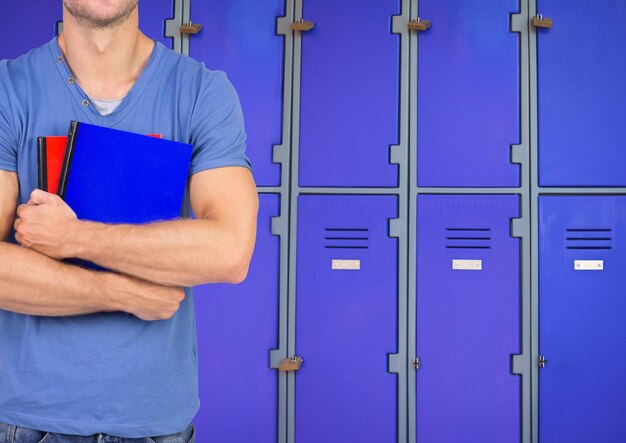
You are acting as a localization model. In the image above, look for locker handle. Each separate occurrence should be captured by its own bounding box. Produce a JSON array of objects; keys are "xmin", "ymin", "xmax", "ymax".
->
[
  {"xmin": 408, "ymin": 18, "xmax": 431, "ymax": 31},
  {"xmin": 278, "ymin": 356, "xmax": 303, "ymax": 372},
  {"xmin": 180, "ymin": 22, "xmax": 203, "ymax": 35},
  {"xmin": 291, "ymin": 19, "xmax": 315, "ymax": 32},
  {"xmin": 532, "ymin": 14, "xmax": 552, "ymax": 28}
]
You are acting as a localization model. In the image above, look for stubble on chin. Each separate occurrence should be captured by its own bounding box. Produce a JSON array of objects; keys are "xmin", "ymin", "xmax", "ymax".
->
[{"xmin": 63, "ymin": 0, "xmax": 138, "ymax": 29}]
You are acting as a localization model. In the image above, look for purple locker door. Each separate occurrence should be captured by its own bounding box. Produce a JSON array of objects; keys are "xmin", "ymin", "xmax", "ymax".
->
[
  {"xmin": 139, "ymin": 0, "xmax": 174, "ymax": 49},
  {"xmin": 189, "ymin": 1, "xmax": 285, "ymax": 187},
  {"xmin": 295, "ymin": 195, "xmax": 398, "ymax": 443},
  {"xmin": 194, "ymin": 194, "xmax": 280, "ymax": 443},
  {"xmin": 539, "ymin": 197, "xmax": 626, "ymax": 442},
  {"xmin": 417, "ymin": 0, "xmax": 520, "ymax": 187},
  {"xmin": 298, "ymin": 1, "xmax": 401, "ymax": 188},
  {"xmin": 0, "ymin": 2, "xmax": 62, "ymax": 60},
  {"xmin": 537, "ymin": 1, "xmax": 626, "ymax": 186},
  {"xmin": 416, "ymin": 195, "xmax": 521, "ymax": 442}
]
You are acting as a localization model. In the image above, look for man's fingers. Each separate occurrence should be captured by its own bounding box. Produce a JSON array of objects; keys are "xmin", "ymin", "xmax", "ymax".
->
[
  {"xmin": 16, "ymin": 204, "xmax": 28, "ymax": 218},
  {"xmin": 29, "ymin": 189, "xmax": 57, "ymax": 206}
]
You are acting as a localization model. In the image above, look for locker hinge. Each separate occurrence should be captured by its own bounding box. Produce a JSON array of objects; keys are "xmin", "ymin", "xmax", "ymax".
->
[
  {"xmin": 276, "ymin": 16, "xmax": 292, "ymax": 36},
  {"xmin": 272, "ymin": 143, "xmax": 289, "ymax": 165},
  {"xmin": 537, "ymin": 355, "xmax": 548, "ymax": 368},
  {"xmin": 510, "ymin": 217, "xmax": 526, "ymax": 239},
  {"xmin": 510, "ymin": 143, "xmax": 525, "ymax": 166},
  {"xmin": 412, "ymin": 357, "xmax": 421, "ymax": 371},
  {"xmin": 511, "ymin": 354, "xmax": 529, "ymax": 376},
  {"xmin": 388, "ymin": 218, "xmax": 403, "ymax": 239},
  {"xmin": 389, "ymin": 144, "xmax": 404, "ymax": 166},
  {"xmin": 269, "ymin": 349, "xmax": 285, "ymax": 369},
  {"xmin": 271, "ymin": 216, "xmax": 286, "ymax": 237},
  {"xmin": 510, "ymin": 12, "xmax": 526, "ymax": 34},
  {"xmin": 279, "ymin": 356, "xmax": 303, "ymax": 372},
  {"xmin": 388, "ymin": 353, "xmax": 401, "ymax": 374}
]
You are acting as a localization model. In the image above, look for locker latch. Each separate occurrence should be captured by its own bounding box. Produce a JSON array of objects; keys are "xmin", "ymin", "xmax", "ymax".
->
[
  {"xmin": 180, "ymin": 22, "xmax": 203, "ymax": 35},
  {"xmin": 412, "ymin": 357, "xmax": 421, "ymax": 371},
  {"xmin": 408, "ymin": 17, "xmax": 431, "ymax": 32},
  {"xmin": 532, "ymin": 14, "xmax": 553, "ymax": 28},
  {"xmin": 291, "ymin": 19, "xmax": 315, "ymax": 32},
  {"xmin": 279, "ymin": 356, "xmax": 303, "ymax": 372},
  {"xmin": 537, "ymin": 355, "xmax": 548, "ymax": 368}
]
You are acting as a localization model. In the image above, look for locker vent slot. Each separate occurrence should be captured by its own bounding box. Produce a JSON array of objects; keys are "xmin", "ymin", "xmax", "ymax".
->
[
  {"xmin": 324, "ymin": 228, "xmax": 369, "ymax": 250},
  {"xmin": 566, "ymin": 228, "xmax": 613, "ymax": 250},
  {"xmin": 445, "ymin": 228, "xmax": 492, "ymax": 250}
]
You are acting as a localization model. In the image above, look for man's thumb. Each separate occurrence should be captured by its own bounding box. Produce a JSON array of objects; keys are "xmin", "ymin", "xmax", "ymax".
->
[{"xmin": 28, "ymin": 189, "xmax": 56, "ymax": 206}]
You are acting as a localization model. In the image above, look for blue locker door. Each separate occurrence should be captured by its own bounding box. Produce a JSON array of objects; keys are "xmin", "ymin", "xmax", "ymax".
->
[
  {"xmin": 139, "ymin": 0, "xmax": 175, "ymax": 49},
  {"xmin": 193, "ymin": 194, "xmax": 280, "ymax": 443},
  {"xmin": 189, "ymin": 1, "xmax": 285, "ymax": 187},
  {"xmin": 537, "ymin": 2, "xmax": 626, "ymax": 186},
  {"xmin": 416, "ymin": 195, "xmax": 521, "ymax": 442},
  {"xmin": 295, "ymin": 196, "xmax": 398, "ymax": 442},
  {"xmin": 298, "ymin": 1, "xmax": 400, "ymax": 188},
  {"xmin": 0, "ymin": 2, "xmax": 61, "ymax": 59},
  {"xmin": 539, "ymin": 196, "xmax": 626, "ymax": 442},
  {"xmin": 416, "ymin": 0, "xmax": 520, "ymax": 188}
]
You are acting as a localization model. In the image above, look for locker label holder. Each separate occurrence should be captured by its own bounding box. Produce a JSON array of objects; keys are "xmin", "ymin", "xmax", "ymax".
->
[
  {"xmin": 452, "ymin": 259, "xmax": 483, "ymax": 271},
  {"xmin": 332, "ymin": 259, "xmax": 361, "ymax": 270},
  {"xmin": 574, "ymin": 260, "xmax": 604, "ymax": 271}
]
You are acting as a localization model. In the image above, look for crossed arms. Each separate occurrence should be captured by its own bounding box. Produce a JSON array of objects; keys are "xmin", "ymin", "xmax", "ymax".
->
[{"xmin": 0, "ymin": 166, "xmax": 258, "ymax": 321}]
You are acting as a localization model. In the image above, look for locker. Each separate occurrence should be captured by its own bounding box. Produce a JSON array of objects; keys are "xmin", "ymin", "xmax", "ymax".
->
[
  {"xmin": 295, "ymin": 195, "xmax": 398, "ymax": 442},
  {"xmin": 537, "ymin": 1, "xmax": 626, "ymax": 186},
  {"xmin": 539, "ymin": 196, "xmax": 626, "ymax": 442},
  {"xmin": 416, "ymin": 195, "xmax": 521, "ymax": 442},
  {"xmin": 0, "ymin": 2, "xmax": 62, "ymax": 60},
  {"xmin": 193, "ymin": 194, "xmax": 280, "ymax": 443},
  {"xmin": 416, "ymin": 0, "xmax": 520, "ymax": 187},
  {"xmin": 189, "ymin": 0, "xmax": 285, "ymax": 187},
  {"xmin": 298, "ymin": 1, "xmax": 401, "ymax": 188},
  {"xmin": 139, "ymin": 0, "xmax": 175, "ymax": 49}
]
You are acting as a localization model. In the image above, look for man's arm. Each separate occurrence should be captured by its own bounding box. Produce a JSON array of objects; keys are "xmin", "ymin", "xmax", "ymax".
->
[
  {"xmin": 16, "ymin": 166, "xmax": 259, "ymax": 287},
  {"xmin": 0, "ymin": 171, "xmax": 185, "ymax": 320}
]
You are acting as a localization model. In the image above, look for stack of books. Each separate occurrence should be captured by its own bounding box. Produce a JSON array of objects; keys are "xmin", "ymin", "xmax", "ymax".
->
[{"xmin": 37, "ymin": 121, "xmax": 194, "ymax": 269}]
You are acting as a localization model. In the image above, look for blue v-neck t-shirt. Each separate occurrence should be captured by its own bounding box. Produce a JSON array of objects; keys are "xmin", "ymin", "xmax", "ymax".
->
[{"xmin": 0, "ymin": 37, "xmax": 252, "ymax": 437}]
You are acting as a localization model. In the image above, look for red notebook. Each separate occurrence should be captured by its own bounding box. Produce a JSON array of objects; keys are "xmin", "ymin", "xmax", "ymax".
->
[{"xmin": 37, "ymin": 134, "xmax": 162, "ymax": 194}]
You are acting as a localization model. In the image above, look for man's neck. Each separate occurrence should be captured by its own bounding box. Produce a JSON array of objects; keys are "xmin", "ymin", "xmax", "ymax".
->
[{"xmin": 57, "ymin": 8, "xmax": 154, "ymax": 100}]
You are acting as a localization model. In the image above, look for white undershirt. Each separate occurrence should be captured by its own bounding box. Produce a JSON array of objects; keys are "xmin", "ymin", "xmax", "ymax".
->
[{"xmin": 88, "ymin": 95, "xmax": 127, "ymax": 116}]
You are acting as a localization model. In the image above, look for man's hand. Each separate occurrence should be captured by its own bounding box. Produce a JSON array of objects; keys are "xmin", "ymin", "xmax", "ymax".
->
[
  {"xmin": 100, "ymin": 272, "xmax": 186, "ymax": 321},
  {"xmin": 14, "ymin": 189, "xmax": 79, "ymax": 259}
]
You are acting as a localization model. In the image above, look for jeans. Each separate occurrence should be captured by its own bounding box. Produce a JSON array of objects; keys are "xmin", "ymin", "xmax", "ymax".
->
[{"xmin": 0, "ymin": 422, "xmax": 195, "ymax": 443}]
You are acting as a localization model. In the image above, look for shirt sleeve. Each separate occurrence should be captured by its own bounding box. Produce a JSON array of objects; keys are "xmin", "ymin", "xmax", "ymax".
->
[
  {"xmin": 0, "ymin": 62, "xmax": 17, "ymax": 173},
  {"xmin": 188, "ymin": 69, "xmax": 252, "ymax": 176}
]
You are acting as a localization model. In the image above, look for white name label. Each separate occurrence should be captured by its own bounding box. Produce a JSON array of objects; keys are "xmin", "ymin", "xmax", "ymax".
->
[
  {"xmin": 574, "ymin": 260, "xmax": 604, "ymax": 271},
  {"xmin": 452, "ymin": 259, "xmax": 483, "ymax": 271},
  {"xmin": 332, "ymin": 259, "xmax": 361, "ymax": 270}
]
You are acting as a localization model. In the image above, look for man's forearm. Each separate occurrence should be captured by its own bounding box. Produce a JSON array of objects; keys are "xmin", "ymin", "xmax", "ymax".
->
[
  {"xmin": 0, "ymin": 241, "xmax": 115, "ymax": 316},
  {"xmin": 70, "ymin": 218, "xmax": 251, "ymax": 287},
  {"xmin": 0, "ymin": 241, "xmax": 186, "ymax": 321}
]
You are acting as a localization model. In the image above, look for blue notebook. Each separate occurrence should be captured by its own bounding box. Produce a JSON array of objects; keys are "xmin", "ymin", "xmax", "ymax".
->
[{"xmin": 58, "ymin": 121, "xmax": 193, "ymax": 269}]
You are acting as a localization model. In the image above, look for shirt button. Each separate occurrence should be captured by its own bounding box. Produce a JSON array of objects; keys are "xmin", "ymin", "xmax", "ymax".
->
[
  {"xmin": 81, "ymin": 99, "xmax": 89, "ymax": 107},
  {"xmin": 67, "ymin": 77, "xmax": 74, "ymax": 84},
  {"xmin": 57, "ymin": 56, "xmax": 63, "ymax": 63}
]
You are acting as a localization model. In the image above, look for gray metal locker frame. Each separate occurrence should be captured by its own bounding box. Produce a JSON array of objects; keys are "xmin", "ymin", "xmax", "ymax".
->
[
  {"xmin": 284, "ymin": 0, "xmax": 411, "ymax": 442},
  {"xmin": 164, "ymin": 0, "xmax": 626, "ymax": 442},
  {"xmin": 167, "ymin": 1, "xmax": 293, "ymax": 443},
  {"xmin": 526, "ymin": 1, "xmax": 626, "ymax": 442},
  {"xmin": 407, "ymin": 0, "xmax": 532, "ymax": 442}
]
